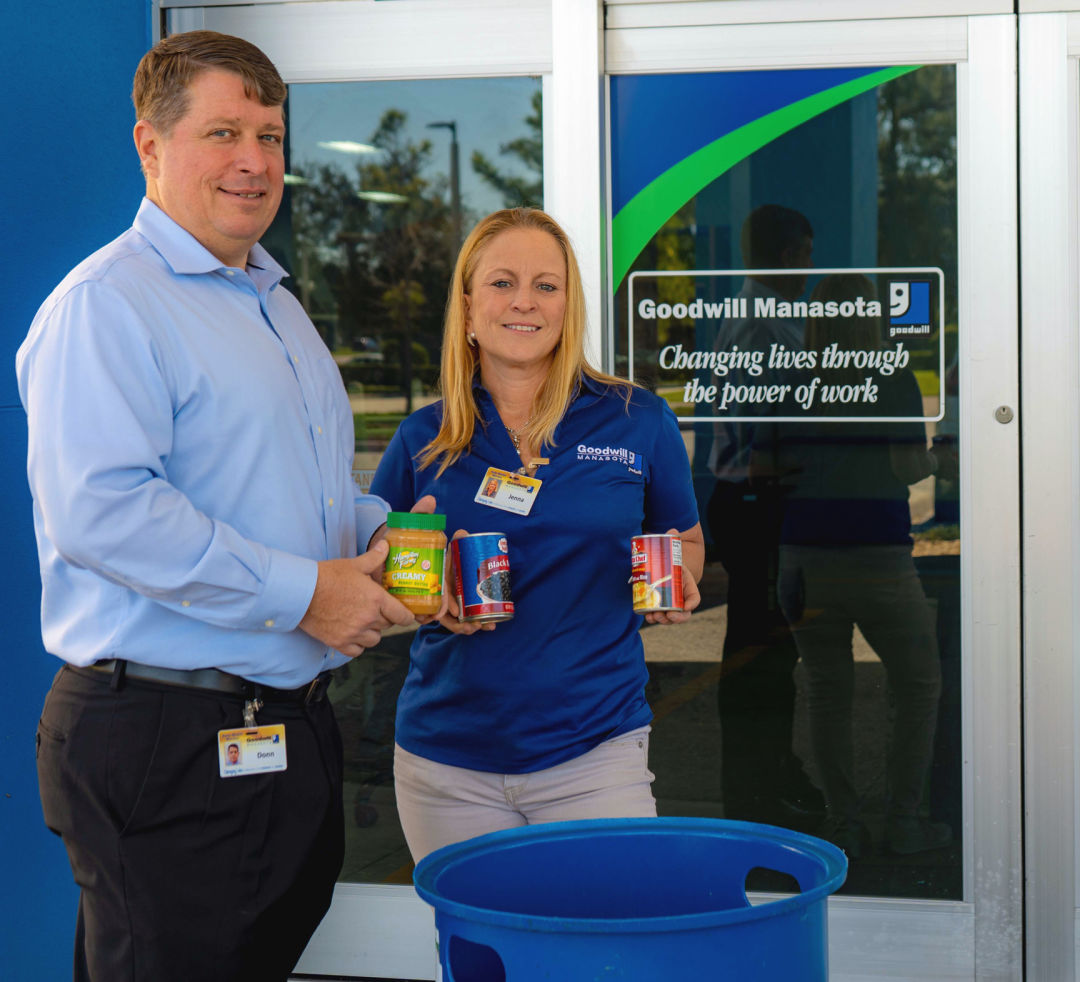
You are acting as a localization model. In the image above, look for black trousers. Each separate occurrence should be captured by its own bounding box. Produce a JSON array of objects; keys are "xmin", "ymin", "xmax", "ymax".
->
[
  {"xmin": 708, "ymin": 480, "xmax": 803, "ymax": 816},
  {"xmin": 37, "ymin": 665, "xmax": 345, "ymax": 982}
]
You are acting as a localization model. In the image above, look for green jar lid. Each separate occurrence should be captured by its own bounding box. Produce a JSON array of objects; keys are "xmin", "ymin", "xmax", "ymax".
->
[{"xmin": 387, "ymin": 511, "xmax": 446, "ymax": 531}]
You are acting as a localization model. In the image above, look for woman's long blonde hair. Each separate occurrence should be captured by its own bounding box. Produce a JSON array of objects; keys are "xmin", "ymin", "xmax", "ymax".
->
[{"xmin": 418, "ymin": 207, "xmax": 630, "ymax": 475}]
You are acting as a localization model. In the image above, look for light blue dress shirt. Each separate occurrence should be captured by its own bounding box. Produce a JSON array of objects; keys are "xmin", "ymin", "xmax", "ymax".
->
[{"xmin": 16, "ymin": 199, "xmax": 389, "ymax": 686}]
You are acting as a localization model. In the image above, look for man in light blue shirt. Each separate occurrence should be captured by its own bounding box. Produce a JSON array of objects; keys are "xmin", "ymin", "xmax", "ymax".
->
[{"xmin": 16, "ymin": 30, "xmax": 422, "ymax": 982}]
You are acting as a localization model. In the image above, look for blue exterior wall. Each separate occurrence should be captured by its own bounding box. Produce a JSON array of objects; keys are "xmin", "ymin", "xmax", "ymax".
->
[{"xmin": 1, "ymin": 2, "xmax": 152, "ymax": 975}]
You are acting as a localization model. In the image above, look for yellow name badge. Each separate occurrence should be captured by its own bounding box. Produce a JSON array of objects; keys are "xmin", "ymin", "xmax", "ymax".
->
[
  {"xmin": 218, "ymin": 725, "xmax": 287, "ymax": 778},
  {"xmin": 475, "ymin": 467, "xmax": 542, "ymax": 516}
]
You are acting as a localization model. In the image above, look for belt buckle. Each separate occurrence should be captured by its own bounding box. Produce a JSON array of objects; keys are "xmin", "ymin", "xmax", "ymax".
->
[{"xmin": 303, "ymin": 675, "xmax": 328, "ymax": 705}]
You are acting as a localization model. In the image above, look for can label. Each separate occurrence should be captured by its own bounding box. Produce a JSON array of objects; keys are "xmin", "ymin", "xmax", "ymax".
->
[
  {"xmin": 451, "ymin": 534, "xmax": 514, "ymax": 622},
  {"xmin": 631, "ymin": 534, "xmax": 684, "ymax": 613}
]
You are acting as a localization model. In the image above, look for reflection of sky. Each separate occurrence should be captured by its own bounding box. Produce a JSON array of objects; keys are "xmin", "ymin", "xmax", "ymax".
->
[{"xmin": 286, "ymin": 78, "xmax": 541, "ymax": 219}]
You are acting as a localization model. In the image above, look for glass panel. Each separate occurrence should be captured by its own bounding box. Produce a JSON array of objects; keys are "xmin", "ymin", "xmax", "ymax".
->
[
  {"xmin": 262, "ymin": 77, "xmax": 542, "ymax": 884},
  {"xmin": 610, "ymin": 65, "xmax": 960, "ymax": 899}
]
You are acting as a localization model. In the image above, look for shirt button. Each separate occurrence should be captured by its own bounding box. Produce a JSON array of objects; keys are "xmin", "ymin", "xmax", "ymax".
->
[
  {"xmin": 182, "ymin": 600, "xmax": 191, "ymax": 607},
  {"xmin": 225, "ymin": 270, "xmax": 235, "ymax": 276},
  {"xmin": 317, "ymin": 426, "xmax": 323, "ymax": 435},
  {"xmin": 328, "ymin": 498, "xmax": 335, "ymax": 507},
  {"xmin": 265, "ymin": 619, "xmax": 275, "ymax": 628}
]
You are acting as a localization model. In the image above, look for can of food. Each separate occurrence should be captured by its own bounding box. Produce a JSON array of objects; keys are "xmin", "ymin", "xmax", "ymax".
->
[
  {"xmin": 631, "ymin": 534, "xmax": 684, "ymax": 613},
  {"xmin": 451, "ymin": 533, "xmax": 514, "ymax": 622}
]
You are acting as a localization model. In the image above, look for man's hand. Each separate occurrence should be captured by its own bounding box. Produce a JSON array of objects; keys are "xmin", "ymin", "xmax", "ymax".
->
[{"xmin": 298, "ymin": 541, "xmax": 415, "ymax": 657}]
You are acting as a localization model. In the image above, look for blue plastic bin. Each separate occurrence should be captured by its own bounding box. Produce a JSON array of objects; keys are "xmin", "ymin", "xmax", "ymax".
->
[{"xmin": 413, "ymin": 817, "xmax": 847, "ymax": 981}]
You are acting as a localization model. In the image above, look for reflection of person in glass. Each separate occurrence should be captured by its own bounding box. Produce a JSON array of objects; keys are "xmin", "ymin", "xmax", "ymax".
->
[
  {"xmin": 707, "ymin": 204, "xmax": 824, "ymax": 827},
  {"xmin": 372, "ymin": 208, "xmax": 705, "ymax": 863},
  {"xmin": 763, "ymin": 273, "xmax": 951, "ymax": 858}
]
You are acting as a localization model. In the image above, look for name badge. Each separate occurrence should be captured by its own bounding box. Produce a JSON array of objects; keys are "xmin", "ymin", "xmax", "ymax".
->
[
  {"xmin": 475, "ymin": 467, "xmax": 541, "ymax": 516},
  {"xmin": 218, "ymin": 725, "xmax": 287, "ymax": 778}
]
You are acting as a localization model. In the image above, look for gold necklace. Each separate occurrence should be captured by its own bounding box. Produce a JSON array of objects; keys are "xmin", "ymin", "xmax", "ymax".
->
[
  {"xmin": 503, "ymin": 418, "xmax": 532, "ymax": 456},
  {"xmin": 505, "ymin": 417, "xmax": 541, "ymax": 474}
]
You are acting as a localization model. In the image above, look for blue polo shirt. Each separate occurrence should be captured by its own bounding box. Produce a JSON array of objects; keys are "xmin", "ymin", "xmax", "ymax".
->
[{"xmin": 371, "ymin": 374, "xmax": 699, "ymax": 773}]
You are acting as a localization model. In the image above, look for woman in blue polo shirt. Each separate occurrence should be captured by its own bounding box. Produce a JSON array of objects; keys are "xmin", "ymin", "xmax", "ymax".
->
[{"xmin": 371, "ymin": 207, "xmax": 704, "ymax": 862}]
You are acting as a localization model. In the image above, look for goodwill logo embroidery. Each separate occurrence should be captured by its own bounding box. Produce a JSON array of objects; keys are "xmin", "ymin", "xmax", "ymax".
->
[{"xmin": 576, "ymin": 444, "xmax": 643, "ymax": 475}]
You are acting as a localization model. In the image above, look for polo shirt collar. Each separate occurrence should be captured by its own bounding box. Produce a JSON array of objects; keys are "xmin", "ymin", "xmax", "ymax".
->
[
  {"xmin": 133, "ymin": 197, "xmax": 286, "ymax": 284},
  {"xmin": 578, "ymin": 372, "xmax": 607, "ymax": 397}
]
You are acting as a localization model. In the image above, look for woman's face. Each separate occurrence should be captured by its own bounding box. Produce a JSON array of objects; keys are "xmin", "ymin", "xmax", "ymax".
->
[{"xmin": 465, "ymin": 227, "xmax": 567, "ymax": 378}]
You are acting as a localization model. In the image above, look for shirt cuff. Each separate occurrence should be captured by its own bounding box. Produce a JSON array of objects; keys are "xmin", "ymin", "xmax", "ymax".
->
[
  {"xmin": 253, "ymin": 549, "xmax": 319, "ymax": 632},
  {"xmin": 356, "ymin": 494, "xmax": 391, "ymax": 551}
]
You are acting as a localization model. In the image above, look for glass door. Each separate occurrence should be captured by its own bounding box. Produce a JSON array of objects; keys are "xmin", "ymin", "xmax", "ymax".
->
[
  {"xmin": 163, "ymin": 3, "xmax": 557, "ymax": 980},
  {"xmin": 605, "ymin": 5, "xmax": 1020, "ymax": 979},
  {"xmin": 164, "ymin": 2, "xmax": 1024, "ymax": 979}
]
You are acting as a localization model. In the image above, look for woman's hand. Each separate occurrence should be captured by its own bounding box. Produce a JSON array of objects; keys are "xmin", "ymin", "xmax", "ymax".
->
[
  {"xmin": 432, "ymin": 528, "xmax": 498, "ymax": 635},
  {"xmin": 643, "ymin": 525, "xmax": 704, "ymax": 626}
]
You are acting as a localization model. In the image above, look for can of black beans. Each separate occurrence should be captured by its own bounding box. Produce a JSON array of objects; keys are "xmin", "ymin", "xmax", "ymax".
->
[
  {"xmin": 451, "ymin": 533, "xmax": 514, "ymax": 623},
  {"xmin": 631, "ymin": 534, "xmax": 684, "ymax": 613}
]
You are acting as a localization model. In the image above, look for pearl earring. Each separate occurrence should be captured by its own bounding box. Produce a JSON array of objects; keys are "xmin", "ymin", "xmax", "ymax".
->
[{"xmin": 467, "ymin": 332, "xmax": 477, "ymax": 347}]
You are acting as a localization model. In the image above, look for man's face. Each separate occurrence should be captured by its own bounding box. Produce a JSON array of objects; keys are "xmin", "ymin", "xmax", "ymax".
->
[
  {"xmin": 227, "ymin": 744, "xmax": 240, "ymax": 764},
  {"xmin": 135, "ymin": 68, "xmax": 285, "ymax": 268}
]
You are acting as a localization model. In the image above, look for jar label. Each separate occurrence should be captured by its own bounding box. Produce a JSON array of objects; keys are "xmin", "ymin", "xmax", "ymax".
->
[{"xmin": 384, "ymin": 545, "xmax": 444, "ymax": 596}]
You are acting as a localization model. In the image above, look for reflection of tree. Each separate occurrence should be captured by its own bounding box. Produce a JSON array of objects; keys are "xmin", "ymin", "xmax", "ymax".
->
[
  {"xmin": 290, "ymin": 109, "xmax": 455, "ymax": 414},
  {"xmin": 877, "ymin": 66, "xmax": 957, "ymax": 326},
  {"xmin": 472, "ymin": 89, "xmax": 543, "ymax": 208},
  {"xmin": 618, "ymin": 200, "xmax": 697, "ymax": 390},
  {"xmin": 652, "ymin": 201, "xmax": 696, "ymax": 346}
]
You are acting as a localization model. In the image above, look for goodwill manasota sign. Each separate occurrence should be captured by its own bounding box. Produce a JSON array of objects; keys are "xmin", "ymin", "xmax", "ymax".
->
[{"xmin": 627, "ymin": 267, "xmax": 945, "ymax": 423}]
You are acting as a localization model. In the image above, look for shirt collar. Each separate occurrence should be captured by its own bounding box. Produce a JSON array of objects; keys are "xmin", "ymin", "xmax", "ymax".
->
[
  {"xmin": 133, "ymin": 197, "xmax": 286, "ymax": 284},
  {"xmin": 578, "ymin": 372, "xmax": 607, "ymax": 396}
]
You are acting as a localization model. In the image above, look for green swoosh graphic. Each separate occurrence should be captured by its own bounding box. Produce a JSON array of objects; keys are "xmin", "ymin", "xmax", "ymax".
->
[{"xmin": 612, "ymin": 65, "xmax": 919, "ymax": 288}]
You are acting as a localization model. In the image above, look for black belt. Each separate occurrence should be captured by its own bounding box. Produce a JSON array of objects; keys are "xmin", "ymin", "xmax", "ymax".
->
[{"xmin": 74, "ymin": 659, "xmax": 332, "ymax": 705}]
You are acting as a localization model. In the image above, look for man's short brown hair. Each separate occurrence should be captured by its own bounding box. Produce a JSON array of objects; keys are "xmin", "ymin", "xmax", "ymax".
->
[{"xmin": 132, "ymin": 30, "xmax": 287, "ymax": 135}]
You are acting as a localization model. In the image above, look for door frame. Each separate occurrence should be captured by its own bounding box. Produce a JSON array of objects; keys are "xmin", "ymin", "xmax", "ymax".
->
[{"xmin": 1018, "ymin": 8, "xmax": 1080, "ymax": 980}]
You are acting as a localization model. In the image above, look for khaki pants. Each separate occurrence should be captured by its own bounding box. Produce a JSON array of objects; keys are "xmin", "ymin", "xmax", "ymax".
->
[{"xmin": 394, "ymin": 727, "xmax": 656, "ymax": 863}]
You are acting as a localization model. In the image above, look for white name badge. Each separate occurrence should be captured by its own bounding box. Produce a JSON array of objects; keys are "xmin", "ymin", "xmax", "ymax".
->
[
  {"xmin": 475, "ymin": 467, "xmax": 541, "ymax": 516},
  {"xmin": 218, "ymin": 725, "xmax": 287, "ymax": 778}
]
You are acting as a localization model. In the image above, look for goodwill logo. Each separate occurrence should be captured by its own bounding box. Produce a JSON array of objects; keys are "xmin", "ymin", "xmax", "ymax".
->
[
  {"xmin": 577, "ymin": 444, "xmax": 643, "ymax": 475},
  {"xmin": 888, "ymin": 281, "xmax": 931, "ymax": 338}
]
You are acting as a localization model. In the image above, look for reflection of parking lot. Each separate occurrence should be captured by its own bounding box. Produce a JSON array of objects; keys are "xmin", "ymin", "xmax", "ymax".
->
[
  {"xmin": 332, "ymin": 628, "xmax": 415, "ymax": 884},
  {"xmin": 348, "ymin": 392, "xmax": 439, "ymax": 416},
  {"xmin": 333, "ymin": 557, "xmax": 962, "ymax": 898}
]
